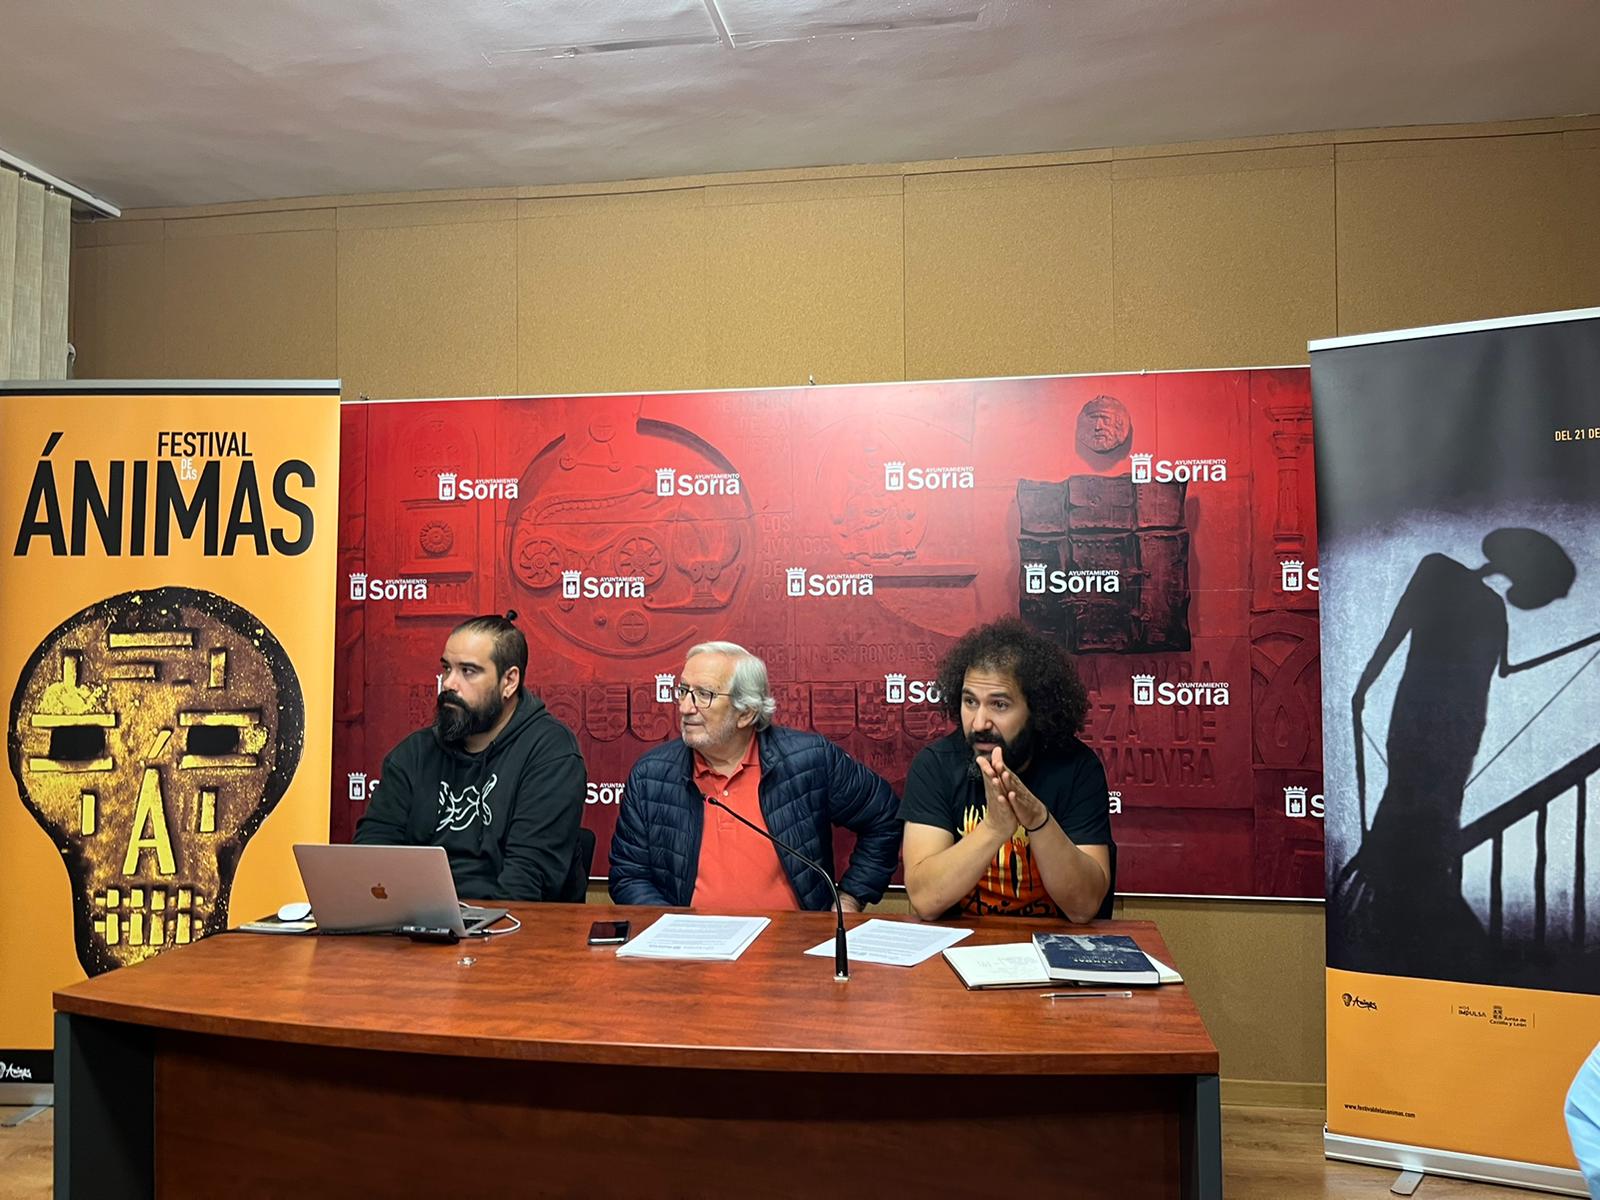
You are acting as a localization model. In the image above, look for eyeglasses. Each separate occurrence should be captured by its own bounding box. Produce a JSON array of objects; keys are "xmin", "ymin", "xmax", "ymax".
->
[{"xmin": 672, "ymin": 682, "xmax": 732, "ymax": 709}]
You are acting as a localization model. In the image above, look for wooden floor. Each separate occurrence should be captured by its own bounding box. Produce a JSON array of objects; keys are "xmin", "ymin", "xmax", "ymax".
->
[
  {"xmin": 1222, "ymin": 1106, "xmax": 1561, "ymax": 1198},
  {"xmin": 0, "ymin": 1103, "xmax": 1557, "ymax": 1197}
]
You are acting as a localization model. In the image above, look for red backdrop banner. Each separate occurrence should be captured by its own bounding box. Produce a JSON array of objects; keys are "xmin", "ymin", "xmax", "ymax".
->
[{"xmin": 333, "ymin": 370, "xmax": 1322, "ymax": 898}]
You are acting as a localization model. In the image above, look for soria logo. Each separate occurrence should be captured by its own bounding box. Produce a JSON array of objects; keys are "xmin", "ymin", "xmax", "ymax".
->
[
  {"xmin": 883, "ymin": 461, "xmax": 975, "ymax": 491},
  {"xmin": 437, "ymin": 471, "xmax": 519, "ymax": 502},
  {"xmin": 560, "ymin": 570, "xmax": 646, "ymax": 600},
  {"xmin": 1280, "ymin": 559, "xmax": 1320, "ymax": 592},
  {"xmin": 1022, "ymin": 563, "xmax": 1122, "ymax": 595},
  {"xmin": 586, "ymin": 782, "xmax": 625, "ymax": 805},
  {"xmin": 884, "ymin": 673, "xmax": 941, "ymax": 704},
  {"xmin": 1132, "ymin": 673, "xmax": 1230, "ymax": 707},
  {"xmin": 349, "ymin": 572, "xmax": 428, "ymax": 601},
  {"xmin": 1284, "ymin": 786, "xmax": 1325, "ymax": 818},
  {"xmin": 654, "ymin": 673, "xmax": 676, "ymax": 703},
  {"xmin": 785, "ymin": 567, "xmax": 875, "ymax": 597},
  {"xmin": 655, "ymin": 467, "xmax": 741, "ymax": 496},
  {"xmin": 1130, "ymin": 452, "xmax": 1228, "ymax": 484}
]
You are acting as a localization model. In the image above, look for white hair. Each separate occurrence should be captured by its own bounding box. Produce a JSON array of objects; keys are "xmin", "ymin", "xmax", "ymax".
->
[{"xmin": 686, "ymin": 641, "xmax": 777, "ymax": 730}]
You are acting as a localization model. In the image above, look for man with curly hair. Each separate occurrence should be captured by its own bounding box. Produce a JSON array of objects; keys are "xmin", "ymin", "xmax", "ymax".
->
[{"xmin": 899, "ymin": 618, "xmax": 1113, "ymax": 922}]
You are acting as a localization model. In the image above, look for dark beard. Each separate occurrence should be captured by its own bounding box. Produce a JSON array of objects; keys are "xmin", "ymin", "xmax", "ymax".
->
[
  {"xmin": 967, "ymin": 722, "xmax": 1035, "ymax": 773},
  {"xmin": 435, "ymin": 691, "xmax": 502, "ymax": 744}
]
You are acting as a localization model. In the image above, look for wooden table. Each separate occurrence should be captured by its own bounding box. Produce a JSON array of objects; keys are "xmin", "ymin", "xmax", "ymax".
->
[{"xmin": 54, "ymin": 905, "xmax": 1220, "ymax": 1199}]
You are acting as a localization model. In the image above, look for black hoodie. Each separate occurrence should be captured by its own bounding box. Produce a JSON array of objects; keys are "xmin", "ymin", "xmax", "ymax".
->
[{"xmin": 354, "ymin": 688, "xmax": 586, "ymax": 901}]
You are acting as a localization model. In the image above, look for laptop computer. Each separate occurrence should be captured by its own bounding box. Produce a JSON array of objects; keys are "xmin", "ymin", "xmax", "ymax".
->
[{"xmin": 293, "ymin": 844, "xmax": 508, "ymax": 936}]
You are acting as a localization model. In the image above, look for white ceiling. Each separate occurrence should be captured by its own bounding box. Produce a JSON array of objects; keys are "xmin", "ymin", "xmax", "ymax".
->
[{"xmin": 3, "ymin": 0, "xmax": 1599, "ymax": 212}]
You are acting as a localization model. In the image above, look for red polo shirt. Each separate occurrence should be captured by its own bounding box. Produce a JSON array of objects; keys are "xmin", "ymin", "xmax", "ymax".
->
[{"xmin": 690, "ymin": 735, "xmax": 800, "ymax": 911}]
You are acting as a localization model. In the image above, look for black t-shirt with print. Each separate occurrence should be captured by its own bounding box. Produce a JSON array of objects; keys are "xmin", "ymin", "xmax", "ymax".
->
[{"xmin": 898, "ymin": 729, "xmax": 1114, "ymax": 918}]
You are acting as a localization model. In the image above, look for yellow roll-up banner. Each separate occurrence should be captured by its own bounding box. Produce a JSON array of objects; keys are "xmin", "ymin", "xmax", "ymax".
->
[{"xmin": 1, "ymin": 382, "xmax": 339, "ymax": 1088}]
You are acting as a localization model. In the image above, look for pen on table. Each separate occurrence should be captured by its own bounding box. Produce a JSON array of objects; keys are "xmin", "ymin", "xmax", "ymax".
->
[{"xmin": 1040, "ymin": 991, "xmax": 1134, "ymax": 1000}]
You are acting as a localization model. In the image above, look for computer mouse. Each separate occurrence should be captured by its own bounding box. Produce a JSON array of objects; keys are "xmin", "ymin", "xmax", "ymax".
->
[{"xmin": 277, "ymin": 901, "xmax": 313, "ymax": 922}]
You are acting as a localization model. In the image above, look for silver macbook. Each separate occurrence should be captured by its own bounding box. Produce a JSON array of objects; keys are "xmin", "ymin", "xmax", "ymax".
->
[{"xmin": 292, "ymin": 844, "xmax": 508, "ymax": 936}]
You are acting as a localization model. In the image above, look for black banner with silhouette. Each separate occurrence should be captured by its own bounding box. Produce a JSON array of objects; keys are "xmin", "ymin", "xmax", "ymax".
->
[
  {"xmin": 1314, "ymin": 310, "xmax": 1600, "ymax": 1172},
  {"xmin": 1316, "ymin": 314, "xmax": 1600, "ymax": 993}
]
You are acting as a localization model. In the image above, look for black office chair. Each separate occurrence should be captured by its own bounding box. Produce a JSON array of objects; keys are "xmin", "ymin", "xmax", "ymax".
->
[{"xmin": 557, "ymin": 827, "xmax": 596, "ymax": 903}]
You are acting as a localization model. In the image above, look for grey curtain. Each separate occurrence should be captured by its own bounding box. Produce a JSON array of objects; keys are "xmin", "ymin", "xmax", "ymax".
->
[{"xmin": 0, "ymin": 166, "xmax": 71, "ymax": 380}]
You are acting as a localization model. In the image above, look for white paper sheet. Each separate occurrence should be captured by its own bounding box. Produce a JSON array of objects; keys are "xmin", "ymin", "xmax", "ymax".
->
[
  {"xmin": 614, "ymin": 913, "xmax": 770, "ymax": 961},
  {"xmin": 803, "ymin": 918, "xmax": 973, "ymax": 967}
]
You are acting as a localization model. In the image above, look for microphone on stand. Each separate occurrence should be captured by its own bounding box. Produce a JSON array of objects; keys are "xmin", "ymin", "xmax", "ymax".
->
[{"xmin": 704, "ymin": 794, "xmax": 850, "ymax": 981}]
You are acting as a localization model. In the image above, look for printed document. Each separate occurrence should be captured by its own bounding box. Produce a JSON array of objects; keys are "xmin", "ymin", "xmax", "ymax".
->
[
  {"xmin": 615, "ymin": 913, "xmax": 770, "ymax": 961},
  {"xmin": 803, "ymin": 918, "xmax": 973, "ymax": 967}
]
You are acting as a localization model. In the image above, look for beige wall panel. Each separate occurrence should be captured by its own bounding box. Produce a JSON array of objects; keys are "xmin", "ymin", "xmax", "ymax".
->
[
  {"xmin": 911, "ymin": 148, "xmax": 1112, "ymax": 173},
  {"xmin": 1569, "ymin": 132, "xmax": 1600, "ymax": 308},
  {"xmin": 1120, "ymin": 898, "xmax": 1326, "ymax": 1086},
  {"xmin": 1336, "ymin": 134, "xmax": 1583, "ymax": 336},
  {"xmin": 72, "ymin": 218, "xmax": 164, "ymax": 249},
  {"xmin": 1112, "ymin": 147, "xmax": 1336, "ymax": 369},
  {"xmin": 706, "ymin": 175, "xmax": 902, "ymax": 208},
  {"xmin": 336, "ymin": 220, "xmax": 517, "ymax": 400},
  {"xmin": 162, "ymin": 229, "xmax": 337, "ymax": 380},
  {"xmin": 703, "ymin": 188, "xmax": 904, "ymax": 389},
  {"xmin": 518, "ymin": 193, "xmax": 708, "ymax": 395},
  {"xmin": 70, "ymin": 240, "xmax": 167, "ymax": 378},
  {"xmin": 905, "ymin": 163, "xmax": 1113, "ymax": 381},
  {"xmin": 337, "ymin": 199, "xmax": 518, "ymax": 231},
  {"xmin": 517, "ymin": 187, "xmax": 703, "ymax": 220},
  {"xmin": 164, "ymin": 209, "xmax": 335, "ymax": 239}
]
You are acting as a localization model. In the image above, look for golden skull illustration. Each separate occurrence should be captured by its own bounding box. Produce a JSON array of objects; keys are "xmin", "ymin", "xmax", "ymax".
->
[{"xmin": 7, "ymin": 587, "xmax": 304, "ymax": 976}]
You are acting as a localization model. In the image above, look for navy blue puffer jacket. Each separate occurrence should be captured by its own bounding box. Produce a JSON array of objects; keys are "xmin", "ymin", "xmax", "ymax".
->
[{"xmin": 608, "ymin": 725, "xmax": 901, "ymax": 909}]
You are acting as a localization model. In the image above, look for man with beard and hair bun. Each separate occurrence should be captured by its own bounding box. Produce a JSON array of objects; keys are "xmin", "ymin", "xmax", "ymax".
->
[
  {"xmin": 354, "ymin": 612, "xmax": 586, "ymax": 901},
  {"xmin": 900, "ymin": 618, "xmax": 1113, "ymax": 922}
]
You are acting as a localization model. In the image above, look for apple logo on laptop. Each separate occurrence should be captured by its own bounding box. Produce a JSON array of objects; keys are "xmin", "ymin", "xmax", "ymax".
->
[{"xmin": 371, "ymin": 884, "xmax": 388, "ymax": 900}]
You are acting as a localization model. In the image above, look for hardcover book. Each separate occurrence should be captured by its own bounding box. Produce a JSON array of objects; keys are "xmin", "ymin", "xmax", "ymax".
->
[{"xmin": 1030, "ymin": 933, "xmax": 1161, "ymax": 986}]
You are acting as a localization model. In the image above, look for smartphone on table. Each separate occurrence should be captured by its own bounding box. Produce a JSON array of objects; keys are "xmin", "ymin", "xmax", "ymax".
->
[{"xmin": 587, "ymin": 920, "xmax": 630, "ymax": 945}]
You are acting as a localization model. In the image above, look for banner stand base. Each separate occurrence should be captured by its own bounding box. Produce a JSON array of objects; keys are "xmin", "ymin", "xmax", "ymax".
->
[
  {"xmin": 1325, "ymin": 1129, "xmax": 1586, "ymax": 1196},
  {"xmin": 0, "ymin": 1103, "xmax": 49, "ymax": 1127},
  {"xmin": 0, "ymin": 1084, "xmax": 51, "ymax": 1110}
]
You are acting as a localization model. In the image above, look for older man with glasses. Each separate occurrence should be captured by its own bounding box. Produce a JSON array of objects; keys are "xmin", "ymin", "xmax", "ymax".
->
[{"xmin": 608, "ymin": 641, "xmax": 900, "ymax": 912}]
